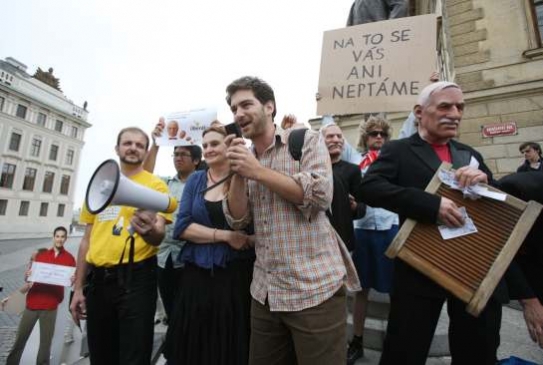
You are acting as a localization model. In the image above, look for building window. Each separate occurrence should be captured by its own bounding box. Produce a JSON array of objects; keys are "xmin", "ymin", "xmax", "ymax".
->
[
  {"xmin": 0, "ymin": 96, "xmax": 5, "ymax": 112},
  {"xmin": 37, "ymin": 112, "xmax": 47, "ymax": 127},
  {"xmin": 57, "ymin": 203, "xmax": 65, "ymax": 217},
  {"xmin": 19, "ymin": 201, "xmax": 30, "ymax": 216},
  {"xmin": 39, "ymin": 202, "xmax": 49, "ymax": 217},
  {"xmin": 9, "ymin": 132, "xmax": 22, "ymax": 152},
  {"xmin": 535, "ymin": 0, "xmax": 543, "ymax": 44},
  {"xmin": 30, "ymin": 138, "xmax": 42, "ymax": 157},
  {"xmin": 71, "ymin": 126, "xmax": 78, "ymax": 138},
  {"xmin": 60, "ymin": 175, "xmax": 71, "ymax": 195},
  {"xmin": 49, "ymin": 144, "xmax": 59, "ymax": 161},
  {"xmin": 55, "ymin": 120, "xmax": 63, "ymax": 133},
  {"xmin": 66, "ymin": 149, "xmax": 74, "ymax": 165},
  {"xmin": 0, "ymin": 163, "xmax": 16, "ymax": 189},
  {"xmin": 42, "ymin": 171, "xmax": 55, "ymax": 193},
  {"xmin": 16, "ymin": 105, "xmax": 27, "ymax": 119},
  {"xmin": 0, "ymin": 199, "xmax": 7, "ymax": 215},
  {"xmin": 22, "ymin": 168, "xmax": 37, "ymax": 191}
]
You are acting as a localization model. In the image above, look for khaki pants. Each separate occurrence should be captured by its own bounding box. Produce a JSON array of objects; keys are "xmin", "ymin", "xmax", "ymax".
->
[
  {"xmin": 6, "ymin": 308, "xmax": 57, "ymax": 365},
  {"xmin": 249, "ymin": 287, "xmax": 347, "ymax": 365}
]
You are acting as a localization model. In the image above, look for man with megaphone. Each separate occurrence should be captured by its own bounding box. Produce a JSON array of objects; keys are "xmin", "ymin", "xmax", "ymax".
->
[{"xmin": 70, "ymin": 127, "xmax": 173, "ymax": 365}]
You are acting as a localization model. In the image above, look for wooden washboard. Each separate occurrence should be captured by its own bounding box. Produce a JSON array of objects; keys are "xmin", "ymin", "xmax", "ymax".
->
[{"xmin": 385, "ymin": 163, "xmax": 542, "ymax": 316}]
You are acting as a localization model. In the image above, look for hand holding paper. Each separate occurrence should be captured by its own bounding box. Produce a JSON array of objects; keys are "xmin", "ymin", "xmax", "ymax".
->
[{"xmin": 438, "ymin": 207, "xmax": 478, "ymax": 240}]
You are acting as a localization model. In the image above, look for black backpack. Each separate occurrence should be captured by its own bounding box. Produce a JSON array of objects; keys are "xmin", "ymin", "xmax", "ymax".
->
[{"xmin": 287, "ymin": 128, "xmax": 355, "ymax": 250}]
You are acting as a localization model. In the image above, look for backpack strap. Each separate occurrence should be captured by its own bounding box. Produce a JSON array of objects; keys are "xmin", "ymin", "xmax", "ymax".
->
[{"xmin": 288, "ymin": 128, "xmax": 308, "ymax": 161}]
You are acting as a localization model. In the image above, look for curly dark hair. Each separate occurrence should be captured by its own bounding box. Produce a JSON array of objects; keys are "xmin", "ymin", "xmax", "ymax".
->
[
  {"xmin": 225, "ymin": 76, "xmax": 276, "ymax": 119},
  {"xmin": 357, "ymin": 116, "xmax": 392, "ymax": 151}
]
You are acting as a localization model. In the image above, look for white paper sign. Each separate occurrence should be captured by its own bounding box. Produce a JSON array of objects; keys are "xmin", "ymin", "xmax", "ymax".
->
[
  {"xmin": 28, "ymin": 262, "xmax": 75, "ymax": 287},
  {"xmin": 156, "ymin": 107, "xmax": 217, "ymax": 147},
  {"xmin": 438, "ymin": 169, "xmax": 507, "ymax": 201}
]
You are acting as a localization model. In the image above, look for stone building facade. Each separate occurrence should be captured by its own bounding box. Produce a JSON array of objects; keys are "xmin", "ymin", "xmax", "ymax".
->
[
  {"xmin": 0, "ymin": 57, "xmax": 91, "ymax": 239},
  {"xmin": 312, "ymin": 0, "xmax": 543, "ymax": 179}
]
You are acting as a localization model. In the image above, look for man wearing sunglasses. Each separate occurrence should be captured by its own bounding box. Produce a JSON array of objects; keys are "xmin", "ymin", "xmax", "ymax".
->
[{"xmin": 347, "ymin": 116, "xmax": 399, "ymax": 364}]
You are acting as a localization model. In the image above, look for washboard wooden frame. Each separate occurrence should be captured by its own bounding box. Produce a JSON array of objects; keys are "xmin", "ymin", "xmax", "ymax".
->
[{"xmin": 385, "ymin": 163, "xmax": 543, "ymax": 316}]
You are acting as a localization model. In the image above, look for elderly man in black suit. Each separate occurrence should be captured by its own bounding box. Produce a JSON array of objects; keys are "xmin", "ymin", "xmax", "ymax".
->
[{"xmin": 358, "ymin": 81, "xmax": 506, "ymax": 365}]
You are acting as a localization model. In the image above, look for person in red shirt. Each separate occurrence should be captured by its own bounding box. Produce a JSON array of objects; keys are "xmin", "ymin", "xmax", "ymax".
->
[{"xmin": 6, "ymin": 226, "xmax": 76, "ymax": 365}]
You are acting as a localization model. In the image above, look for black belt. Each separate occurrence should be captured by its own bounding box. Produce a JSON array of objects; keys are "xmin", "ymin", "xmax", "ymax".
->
[{"xmin": 90, "ymin": 256, "xmax": 156, "ymax": 283}]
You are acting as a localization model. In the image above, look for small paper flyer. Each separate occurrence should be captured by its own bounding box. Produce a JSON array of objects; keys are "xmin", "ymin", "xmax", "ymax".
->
[
  {"xmin": 28, "ymin": 262, "xmax": 75, "ymax": 287},
  {"xmin": 156, "ymin": 107, "xmax": 217, "ymax": 147},
  {"xmin": 438, "ymin": 207, "xmax": 478, "ymax": 240}
]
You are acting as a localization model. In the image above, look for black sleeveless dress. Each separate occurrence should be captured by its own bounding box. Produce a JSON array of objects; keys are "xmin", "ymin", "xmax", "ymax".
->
[{"xmin": 164, "ymin": 199, "xmax": 254, "ymax": 365}]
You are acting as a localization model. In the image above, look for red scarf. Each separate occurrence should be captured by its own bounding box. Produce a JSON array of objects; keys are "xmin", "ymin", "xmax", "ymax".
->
[{"xmin": 359, "ymin": 150, "xmax": 379, "ymax": 170}]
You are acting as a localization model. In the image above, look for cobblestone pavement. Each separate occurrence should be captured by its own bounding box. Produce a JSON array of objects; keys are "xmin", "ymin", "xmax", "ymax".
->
[
  {"xmin": 0, "ymin": 326, "xmax": 17, "ymax": 365},
  {"xmin": 0, "ymin": 237, "xmax": 53, "ymax": 256},
  {"xmin": 0, "ymin": 266, "xmax": 27, "ymax": 328},
  {"xmin": 0, "ymin": 263, "xmax": 29, "ymax": 365}
]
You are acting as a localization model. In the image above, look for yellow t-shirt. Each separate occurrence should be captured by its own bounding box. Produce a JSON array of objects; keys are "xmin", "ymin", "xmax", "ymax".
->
[{"xmin": 80, "ymin": 170, "xmax": 172, "ymax": 267}]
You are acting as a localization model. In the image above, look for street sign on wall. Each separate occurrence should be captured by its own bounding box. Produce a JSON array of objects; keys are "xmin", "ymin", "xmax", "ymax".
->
[{"xmin": 481, "ymin": 122, "xmax": 517, "ymax": 138}]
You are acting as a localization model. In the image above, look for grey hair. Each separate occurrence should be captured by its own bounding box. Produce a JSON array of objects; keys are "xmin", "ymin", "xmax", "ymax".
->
[
  {"xmin": 320, "ymin": 122, "xmax": 341, "ymax": 136},
  {"xmin": 416, "ymin": 81, "xmax": 460, "ymax": 107}
]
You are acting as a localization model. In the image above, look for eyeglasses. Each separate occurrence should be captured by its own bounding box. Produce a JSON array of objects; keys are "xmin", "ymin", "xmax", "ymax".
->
[
  {"xmin": 367, "ymin": 131, "xmax": 388, "ymax": 138},
  {"xmin": 172, "ymin": 152, "xmax": 192, "ymax": 158}
]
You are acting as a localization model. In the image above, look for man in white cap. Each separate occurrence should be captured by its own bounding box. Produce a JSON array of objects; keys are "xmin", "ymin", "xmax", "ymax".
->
[{"xmin": 358, "ymin": 82, "xmax": 507, "ymax": 365}]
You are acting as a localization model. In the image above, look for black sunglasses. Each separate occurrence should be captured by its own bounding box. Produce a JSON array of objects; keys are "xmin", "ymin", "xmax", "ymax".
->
[{"xmin": 367, "ymin": 131, "xmax": 388, "ymax": 138}]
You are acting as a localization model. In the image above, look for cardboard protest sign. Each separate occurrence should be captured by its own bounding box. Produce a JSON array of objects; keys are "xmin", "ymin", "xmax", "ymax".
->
[
  {"xmin": 156, "ymin": 107, "xmax": 217, "ymax": 147},
  {"xmin": 317, "ymin": 14, "xmax": 437, "ymax": 115}
]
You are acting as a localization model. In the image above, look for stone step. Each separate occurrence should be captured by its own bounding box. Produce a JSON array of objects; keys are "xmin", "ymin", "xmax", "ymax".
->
[{"xmin": 346, "ymin": 292, "xmax": 450, "ymax": 357}]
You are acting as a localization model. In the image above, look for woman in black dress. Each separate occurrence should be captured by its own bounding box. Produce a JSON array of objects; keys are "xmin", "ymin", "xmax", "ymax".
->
[{"xmin": 165, "ymin": 125, "xmax": 254, "ymax": 365}]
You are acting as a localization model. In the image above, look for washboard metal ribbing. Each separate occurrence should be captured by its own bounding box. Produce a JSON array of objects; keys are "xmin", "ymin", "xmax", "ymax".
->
[{"xmin": 385, "ymin": 163, "xmax": 543, "ymax": 316}]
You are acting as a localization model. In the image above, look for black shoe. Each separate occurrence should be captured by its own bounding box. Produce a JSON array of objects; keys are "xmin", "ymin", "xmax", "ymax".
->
[{"xmin": 346, "ymin": 339, "xmax": 364, "ymax": 365}]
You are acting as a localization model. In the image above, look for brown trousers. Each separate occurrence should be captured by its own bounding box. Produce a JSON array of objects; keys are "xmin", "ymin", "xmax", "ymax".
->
[
  {"xmin": 6, "ymin": 308, "xmax": 57, "ymax": 365},
  {"xmin": 249, "ymin": 287, "xmax": 347, "ymax": 365}
]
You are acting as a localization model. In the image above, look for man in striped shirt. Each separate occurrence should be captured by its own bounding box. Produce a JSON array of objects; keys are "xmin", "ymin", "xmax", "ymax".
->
[{"xmin": 224, "ymin": 76, "xmax": 360, "ymax": 365}]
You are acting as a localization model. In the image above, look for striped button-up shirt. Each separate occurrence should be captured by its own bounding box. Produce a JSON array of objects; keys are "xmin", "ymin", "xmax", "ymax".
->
[{"xmin": 225, "ymin": 128, "xmax": 360, "ymax": 312}]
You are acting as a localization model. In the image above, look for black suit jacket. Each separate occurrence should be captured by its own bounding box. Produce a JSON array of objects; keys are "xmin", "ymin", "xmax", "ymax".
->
[
  {"xmin": 357, "ymin": 133, "xmax": 509, "ymax": 300},
  {"xmin": 330, "ymin": 160, "xmax": 366, "ymax": 251},
  {"xmin": 498, "ymin": 172, "xmax": 543, "ymax": 302}
]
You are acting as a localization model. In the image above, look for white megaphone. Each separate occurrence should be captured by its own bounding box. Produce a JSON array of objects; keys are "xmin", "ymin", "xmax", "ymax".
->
[{"xmin": 85, "ymin": 159, "xmax": 178, "ymax": 214}]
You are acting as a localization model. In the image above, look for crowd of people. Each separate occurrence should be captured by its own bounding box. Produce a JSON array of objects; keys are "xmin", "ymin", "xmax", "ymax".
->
[
  {"xmin": 56, "ymin": 76, "xmax": 543, "ymax": 365},
  {"xmin": 2, "ymin": 73, "xmax": 542, "ymax": 365},
  {"xmin": 3, "ymin": 3, "xmax": 543, "ymax": 364}
]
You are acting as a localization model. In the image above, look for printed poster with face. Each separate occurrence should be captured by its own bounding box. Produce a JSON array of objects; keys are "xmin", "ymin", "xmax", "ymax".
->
[{"xmin": 156, "ymin": 107, "xmax": 217, "ymax": 147}]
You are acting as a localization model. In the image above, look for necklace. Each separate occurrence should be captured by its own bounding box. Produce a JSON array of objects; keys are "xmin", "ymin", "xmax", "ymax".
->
[{"xmin": 207, "ymin": 170, "xmax": 217, "ymax": 184}]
